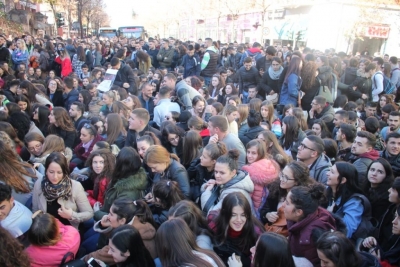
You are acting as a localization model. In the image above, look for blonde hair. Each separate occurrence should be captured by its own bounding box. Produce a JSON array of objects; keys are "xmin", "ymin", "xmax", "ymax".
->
[
  {"xmin": 144, "ymin": 145, "xmax": 179, "ymax": 164},
  {"xmin": 41, "ymin": 135, "xmax": 65, "ymax": 156}
]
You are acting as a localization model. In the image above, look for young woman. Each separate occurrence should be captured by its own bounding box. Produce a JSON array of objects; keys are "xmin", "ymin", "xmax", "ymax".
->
[
  {"xmin": 169, "ymin": 200, "xmax": 215, "ymax": 250},
  {"xmin": 93, "ymin": 147, "xmax": 147, "ymax": 221},
  {"xmin": 210, "ymin": 192, "xmax": 264, "ymax": 267},
  {"xmin": 20, "ymin": 80, "xmax": 53, "ymax": 107},
  {"xmin": 54, "ymin": 46, "xmax": 72, "ymax": 78},
  {"xmin": 136, "ymin": 132, "xmax": 162, "ymax": 159},
  {"xmin": 280, "ymin": 115, "xmax": 306, "ymax": 159},
  {"xmin": 90, "ymin": 69, "xmax": 103, "ymax": 84},
  {"xmin": 223, "ymin": 104, "xmax": 239, "ymax": 136},
  {"xmin": 149, "ymin": 180, "xmax": 185, "ymax": 225},
  {"xmin": 279, "ymin": 56, "xmax": 303, "ymax": 107},
  {"xmin": 260, "ymin": 100, "xmax": 282, "ymax": 138},
  {"xmin": 218, "ymin": 83, "xmax": 239, "ymax": 106},
  {"xmin": 144, "ymin": 145, "xmax": 190, "ymax": 198},
  {"xmin": 191, "ymin": 95, "xmax": 206, "ymax": 118},
  {"xmin": 0, "ymin": 226, "xmax": 31, "ymax": 267},
  {"xmin": 363, "ymin": 158, "xmax": 394, "ymax": 223},
  {"xmin": 377, "ymin": 94, "xmax": 395, "ymax": 119},
  {"xmin": 25, "ymin": 212, "xmax": 80, "ymax": 267},
  {"xmin": 292, "ymin": 107, "xmax": 308, "ymax": 131},
  {"xmin": 188, "ymin": 116, "xmax": 210, "ymax": 147},
  {"xmin": 228, "ymin": 95, "xmax": 242, "ymax": 106},
  {"xmin": 24, "ymin": 132, "xmax": 45, "ymax": 160},
  {"xmin": 257, "ymin": 130, "xmax": 290, "ymax": 169},
  {"xmin": 241, "ymin": 139, "xmax": 279, "ymax": 215},
  {"xmin": 79, "ymin": 90, "xmax": 92, "ymax": 111},
  {"xmin": 201, "ymin": 149, "xmax": 254, "ymax": 214},
  {"xmin": 12, "ymin": 39, "xmax": 29, "ymax": 71},
  {"xmin": 31, "ymin": 152, "xmax": 93, "ymax": 229},
  {"xmin": 72, "ymin": 46, "xmax": 86, "ymax": 78},
  {"xmin": 325, "ymin": 162, "xmax": 364, "ymax": 239},
  {"xmin": 101, "ymin": 90, "xmax": 117, "ymax": 113},
  {"xmin": 208, "ymin": 74, "xmax": 225, "ymax": 99},
  {"xmin": 30, "ymin": 134, "xmax": 72, "ymax": 166},
  {"xmin": 284, "ymin": 184, "xmax": 336, "ymax": 267},
  {"xmin": 46, "ymin": 78, "xmax": 64, "ymax": 107},
  {"xmin": 137, "ymin": 50, "xmax": 152, "ymax": 74},
  {"xmin": 260, "ymin": 56, "xmax": 283, "ymax": 98},
  {"xmin": 85, "ymin": 149, "xmax": 115, "ymax": 207},
  {"xmin": 105, "ymin": 113, "xmax": 126, "ymax": 149},
  {"xmin": 181, "ymin": 130, "xmax": 203, "ymax": 169},
  {"xmin": 157, "ymin": 218, "xmax": 225, "ymax": 267},
  {"xmin": 238, "ymin": 110, "xmax": 264, "ymax": 147},
  {"xmin": 16, "ymin": 95, "xmax": 31, "ymax": 115},
  {"xmin": 312, "ymin": 119, "xmax": 332, "ymax": 138},
  {"xmin": 160, "ymin": 123, "xmax": 185, "ymax": 160},
  {"xmin": 48, "ymin": 107, "xmax": 76, "ymax": 149}
]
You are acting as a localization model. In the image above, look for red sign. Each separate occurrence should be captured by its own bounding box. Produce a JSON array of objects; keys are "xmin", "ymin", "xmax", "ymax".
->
[{"xmin": 364, "ymin": 25, "xmax": 390, "ymax": 39}]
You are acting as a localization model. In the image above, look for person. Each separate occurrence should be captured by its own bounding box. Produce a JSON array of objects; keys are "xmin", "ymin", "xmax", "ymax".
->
[
  {"xmin": 0, "ymin": 183, "xmax": 32, "ymax": 239},
  {"xmin": 364, "ymin": 158, "xmax": 394, "ymax": 223},
  {"xmin": 46, "ymin": 79, "xmax": 64, "ymax": 107},
  {"xmin": 297, "ymin": 135, "xmax": 332, "ymax": 184},
  {"xmin": 69, "ymin": 101, "xmax": 88, "ymax": 132},
  {"xmin": 48, "ymin": 107, "xmax": 76, "ymax": 149},
  {"xmin": 24, "ymin": 132, "xmax": 45, "ymax": 160},
  {"xmin": 110, "ymin": 57, "xmax": 137, "ymax": 95},
  {"xmin": 279, "ymin": 57, "xmax": 303, "ymax": 106},
  {"xmin": 237, "ymin": 57, "xmax": 261, "ymax": 104},
  {"xmin": 349, "ymin": 131, "xmax": 380, "ymax": 186},
  {"xmin": 144, "ymin": 145, "xmax": 190, "ymax": 198},
  {"xmin": 201, "ymin": 149, "xmax": 254, "ymax": 214},
  {"xmin": 11, "ymin": 39, "xmax": 29, "ymax": 71},
  {"xmin": 32, "ymin": 152, "xmax": 93, "ymax": 229},
  {"xmin": 260, "ymin": 100, "xmax": 282, "ymax": 138},
  {"xmin": 153, "ymin": 86, "xmax": 181, "ymax": 127},
  {"xmin": 105, "ymin": 113, "xmax": 126, "ymax": 149},
  {"xmin": 181, "ymin": 130, "xmax": 203, "ymax": 169},
  {"xmin": 312, "ymin": 119, "xmax": 332, "ymax": 138},
  {"xmin": 182, "ymin": 44, "xmax": 201, "ymax": 78},
  {"xmin": 241, "ymin": 139, "xmax": 279, "ymax": 214},
  {"xmin": 284, "ymin": 184, "xmax": 336, "ymax": 266},
  {"xmin": 257, "ymin": 130, "xmax": 290, "ymax": 169},
  {"xmin": 156, "ymin": 218, "xmax": 225, "ymax": 267},
  {"xmin": 29, "ymin": 135, "xmax": 73, "ymax": 166},
  {"xmin": 93, "ymin": 147, "xmax": 147, "ymax": 221},
  {"xmin": 19, "ymin": 80, "xmax": 53, "ymax": 107},
  {"xmin": 308, "ymin": 96, "xmax": 335, "ymax": 131},
  {"xmin": 54, "ymin": 46, "xmax": 72, "ymax": 78},
  {"xmin": 162, "ymin": 73, "xmax": 200, "ymax": 110},
  {"xmin": 337, "ymin": 123, "xmax": 357, "ymax": 162},
  {"xmin": 138, "ymin": 83, "xmax": 155, "ymax": 120},
  {"xmin": 361, "ymin": 204, "xmax": 400, "ymax": 267},
  {"xmin": 380, "ymin": 111, "xmax": 400, "ymax": 142},
  {"xmin": 209, "ymin": 192, "xmax": 264, "ymax": 267},
  {"xmin": 259, "ymin": 56, "xmax": 283, "ymax": 99},
  {"xmin": 200, "ymin": 38, "xmax": 219, "ymax": 86},
  {"xmin": 380, "ymin": 132, "xmax": 400, "ymax": 177},
  {"xmin": 156, "ymin": 39, "xmax": 174, "ymax": 70},
  {"xmin": 280, "ymin": 115, "xmax": 306, "ymax": 159},
  {"xmin": 0, "ymin": 225, "xmax": 31, "ymax": 267}
]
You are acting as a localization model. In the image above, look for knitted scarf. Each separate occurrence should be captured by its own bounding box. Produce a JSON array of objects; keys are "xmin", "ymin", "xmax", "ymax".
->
[
  {"xmin": 41, "ymin": 175, "xmax": 72, "ymax": 202},
  {"xmin": 268, "ymin": 65, "xmax": 283, "ymax": 80}
]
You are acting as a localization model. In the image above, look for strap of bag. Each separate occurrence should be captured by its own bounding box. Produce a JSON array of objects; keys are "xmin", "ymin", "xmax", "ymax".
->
[
  {"xmin": 60, "ymin": 252, "xmax": 74, "ymax": 266},
  {"xmin": 350, "ymin": 193, "xmax": 372, "ymax": 218}
]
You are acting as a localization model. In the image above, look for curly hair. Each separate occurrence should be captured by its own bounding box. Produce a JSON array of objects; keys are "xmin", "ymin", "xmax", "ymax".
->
[
  {"xmin": 301, "ymin": 61, "xmax": 318, "ymax": 90},
  {"xmin": 0, "ymin": 226, "xmax": 31, "ymax": 267}
]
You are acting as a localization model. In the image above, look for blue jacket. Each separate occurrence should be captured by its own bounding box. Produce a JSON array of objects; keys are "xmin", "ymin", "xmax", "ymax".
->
[
  {"xmin": 181, "ymin": 54, "xmax": 201, "ymax": 78},
  {"xmin": 63, "ymin": 89, "xmax": 79, "ymax": 110},
  {"xmin": 279, "ymin": 73, "xmax": 302, "ymax": 106},
  {"xmin": 333, "ymin": 196, "xmax": 364, "ymax": 238},
  {"xmin": 12, "ymin": 49, "xmax": 29, "ymax": 69}
]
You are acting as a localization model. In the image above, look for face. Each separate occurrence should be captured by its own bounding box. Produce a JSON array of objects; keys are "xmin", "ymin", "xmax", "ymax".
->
[
  {"xmin": 168, "ymin": 133, "xmax": 180, "ymax": 146},
  {"xmin": 278, "ymin": 166, "xmax": 296, "ymax": 190},
  {"xmin": 365, "ymin": 106, "xmax": 376, "ymax": 117},
  {"xmin": 333, "ymin": 114, "xmax": 345, "ymax": 127},
  {"xmin": 382, "ymin": 111, "xmax": 390, "ymax": 121},
  {"xmin": 108, "ymin": 239, "xmax": 129, "ymax": 263},
  {"xmin": 36, "ymin": 69, "xmax": 42, "ymax": 77},
  {"xmin": 128, "ymin": 113, "xmax": 141, "ymax": 130},
  {"xmin": 246, "ymin": 146, "xmax": 259, "ymax": 164},
  {"xmin": 285, "ymin": 108, "xmax": 293, "ymax": 116},
  {"xmin": 147, "ymin": 162, "xmax": 166, "ymax": 173},
  {"xmin": 0, "ymin": 198, "xmax": 13, "ymax": 221},
  {"xmin": 211, "ymin": 77, "xmax": 219, "ymax": 87},
  {"xmin": 297, "ymin": 138, "xmax": 316, "ymax": 161},
  {"xmin": 94, "ymin": 121, "xmax": 104, "ymax": 134},
  {"xmin": 18, "ymin": 101, "xmax": 27, "ymax": 111},
  {"xmin": 225, "ymin": 85, "xmax": 232, "ymax": 95},
  {"xmin": 272, "ymin": 60, "xmax": 281, "ymax": 71},
  {"xmin": 136, "ymin": 140, "xmax": 150, "ymax": 159},
  {"xmin": 142, "ymin": 85, "xmax": 153, "ymax": 98},
  {"xmin": 207, "ymin": 122, "xmax": 217, "ymax": 136},
  {"xmin": 48, "ymin": 80, "xmax": 57, "ymax": 93},
  {"xmin": 33, "ymin": 108, "xmax": 39, "ymax": 120},
  {"xmin": 282, "ymin": 122, "xmax": 287, "ymax": 134},
  {"xmin": 103, "ymin": 95, "xmax": 112, "ymax": 105},
  {"xmin": 386, "ymin": 137, "xmax": 400, "ymax": 156},
  {"xmin": 228, "ymin": 99, "xmax": 237, "ymax": 106},
  {"xmin": 200, "ymin": 149, "xmax": 216, "ymax": 168},
  {"xmin": 316, "ymin": 57, "xmax": 323, "ymax": 68},
  {"xmin": 214, "ymin": 162, "xmax": 236, "ymax": 185},
  {"xmin": 388, "ymin": 187, "xmax": 400, "ymax": 203},
  {"xmin": 229, "ymin": 205, "xmax": 247, "ymax": 231},
  {"xmin": 161, "ymin": 77, "xmax": 175, "ymax": 89},
  {"xmin": 227, "ymin": 111, "xmax": 239, "ymax": 123},
  {"xmin": 46, "ymin": 162, "xmax": 64, "ymax": 184},
  {"xmin": 27, "ymin": 140, "xmax": 43, "ymax": 156},
  {"xmin": 351, "ymin": 136, "xmax": 371, "ymax": 155},
  {"xmin": 317, "ymin": 250, "xmax": 335, "ymax": 267},
  {"xmin": 194, "ymin": 101, "xmax": 205, "ymax": 115},
  {"xmin": 248, "ymin": 88, "xmax": 257, "ymax": 98},
  {"xmin": 244, "ymin": 62, "xmax": 252, "ymax": 71},
  {"xmin": 312, "ymin": 124, "xmax": 322, "ymax": 137},
  {"xmin": 368, "ymin": 162, "xmax": 386, "ymax": 188},
  {"xmin": 283, "ymin": 192, "xmax": 301, "ymax": 222},
  {"xmin": 28, "ymin": 68, "xmax": 34, "ymax": 75},
  {"xmin": 69, "ymin": 104, "xmax": 79, "ymax": 118},
  {"xmin": 326, "ymin": 164, "xmax": 341, "ymax": 189},
  {"xmin": 380, "ymin": 96, "xmax": 387, "ymax": 108},
  {"xmin": 392, "ymin": 211, "xmax": 400, "ymax": 235},
  {"xmin": 78, "ymin": 93, "xmax": 84, "ymax": 103},
  {"xmin": 80, "ymin": 127, "xmax": 93, "ymax": 144},
  {"xmin": 92, "ymin": 155, "xmax": 105, "ymax": 174},
  {"xmin": 388, "ymin": 115, "xmax": 400, "ymax": 131},
  {"xmin": 82, "ymin": 78, "xmax": 90, "ymax": 87},
  {"xmin": 335, "ymin": 128, "xmax": 343, "ymax": 141},
  {"xmin": 48, "ymin": 111, "xmax": 56, "ymax": 124}
]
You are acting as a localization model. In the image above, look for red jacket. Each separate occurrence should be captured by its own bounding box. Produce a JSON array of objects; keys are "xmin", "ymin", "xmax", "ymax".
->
[
  {"xmin": 87, "ymin": 176, "xmax": 109, "ymax": 206},
  {"xmin": 55, "ymin": 56, "xmax": 72, "ymax": 78},
  {"xmin": 25, "ymin": 220, "xmax": 80, "ymax": 267},
  {"xmin": 74, "ymin": 134, "xmax": 104, "ymax": 162}
]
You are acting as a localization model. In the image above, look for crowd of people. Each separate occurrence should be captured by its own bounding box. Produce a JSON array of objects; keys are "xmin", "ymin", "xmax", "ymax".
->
[{"xmin": 0, "ymin": 32, "xmax": 400, "ymax": 267}]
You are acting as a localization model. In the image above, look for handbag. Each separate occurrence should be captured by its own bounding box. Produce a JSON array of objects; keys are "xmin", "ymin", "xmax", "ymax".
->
[
  {"xmin": 59, "ymin": 252, "xmax": 86, "ymax": 267},
  {"xmin": 264, "ymin": 206, "xmax": 288, "ymax": 237},
  {"xmin": 266, "ymin": 93, "xmax": 279, "ymax": 104}
]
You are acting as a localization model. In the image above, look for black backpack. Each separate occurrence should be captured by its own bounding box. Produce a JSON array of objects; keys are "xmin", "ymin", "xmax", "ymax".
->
[{"xmin": 349, "ymin": 193, "xmax": 378, "ymax": 242}]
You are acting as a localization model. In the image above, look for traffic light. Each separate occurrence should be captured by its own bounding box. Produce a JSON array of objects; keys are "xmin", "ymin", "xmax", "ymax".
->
[{"xmin": 56, "ymin": 13, "xmax": 65, "ymax": 27}]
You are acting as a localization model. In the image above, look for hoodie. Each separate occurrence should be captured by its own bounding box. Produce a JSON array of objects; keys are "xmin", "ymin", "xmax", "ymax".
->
[
  {"xmin": 350, "ymin": 150, "xmax": 380, "ymax": 186},
  {"xmin": 309, "ymin": 154, "xmax": 332, "ymax": 185}
]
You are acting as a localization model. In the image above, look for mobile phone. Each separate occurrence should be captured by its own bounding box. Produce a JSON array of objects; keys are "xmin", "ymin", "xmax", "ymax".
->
[{"xmin": 87, "ymin": 257, "xmax": 102, "ymax": 267}]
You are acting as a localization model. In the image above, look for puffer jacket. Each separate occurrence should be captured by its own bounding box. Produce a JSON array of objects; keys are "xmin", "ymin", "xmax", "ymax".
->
[
  {"xmin": 288, "ymin": 207, "xmax": 336, "ymax": 267},
  {"xmin": 200, "ymin": 170, "xmax": 254, "ymax": 214},
  {"xmin": 73, "ymin": 134, "xmax": 104, "ymax": 162},
  {"xmin": 87, "ymin": 176, "xmax": 109, "ymax": 207},
  {"xmin": 94, "ymin": 168, "xmax": 148, "ymax": 221},
  {"xmin": 241, "ymin": 159, "xmax": 279, "ymax": 212}
]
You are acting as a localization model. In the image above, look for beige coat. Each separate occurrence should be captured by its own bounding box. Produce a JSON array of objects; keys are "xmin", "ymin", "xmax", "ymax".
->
[{"xmin": 32, "ymin": 176, "xmax": 94, "ymax": 229}]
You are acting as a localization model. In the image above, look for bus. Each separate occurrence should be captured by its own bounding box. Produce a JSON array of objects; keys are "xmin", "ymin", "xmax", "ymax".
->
[
  {"xmin": 98, "ymin": 27, "xmax": 118, "ymax": 39},
  {"xmin": 118, "ymin": 26, "xmax": 146, "ymax": 39}
]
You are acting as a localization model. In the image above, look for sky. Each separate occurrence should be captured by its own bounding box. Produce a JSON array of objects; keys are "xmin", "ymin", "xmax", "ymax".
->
[{"xmin": 104, "ymin": 0, "xmax": 147, "ymax": 27}]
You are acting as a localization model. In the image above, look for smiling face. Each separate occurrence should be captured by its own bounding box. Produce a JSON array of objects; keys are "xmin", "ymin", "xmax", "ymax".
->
[
  {"xmin": 326, "ymin": 164, "xmax": 341, "ymax": 190},
  {"xmin": 18, "ymin": 101, "xmax": 27, "ymax": 111},
  {"xmin": 194, "ymin": 100, "xmax": 205, "ymax": 115},
  {"xmin": 46, "ymin": 162, "xmax": 64, "ymax": 184},
  {"xmin": 368, "ymin": 162, "xmax": 386, "ymax": 188},
  {"xmin": 168, "ymin": 133, "xmax": 180, "ymax": 147},
  {"xmin": 229, "ymin": 205, "xmax": 247, "ymax": 231},
  {"xmin": 108, "ymin": 239, "xmax": 129, "ymax": 263},
  {"xmin": 136, "ymin": 140, "xmax": 150, "ymax": 159},
  {"xmin": 279, "ymin": 166, "xmax": 296, "ymax": 190}
]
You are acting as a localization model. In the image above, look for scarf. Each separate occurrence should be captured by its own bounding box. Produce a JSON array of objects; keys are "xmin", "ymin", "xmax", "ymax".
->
[
  {"xmin": 41, "ymin": 175, "xmax": 72, "ymax": 202},
  {"xmin": 268, "ymin": 65, "xmax": 283, "ymax": 80}
]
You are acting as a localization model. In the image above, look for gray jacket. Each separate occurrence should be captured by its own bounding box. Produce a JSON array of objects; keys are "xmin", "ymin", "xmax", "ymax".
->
[{"xmin": 309, "ymin": 154, "xmax": 332, "ymax": 185}]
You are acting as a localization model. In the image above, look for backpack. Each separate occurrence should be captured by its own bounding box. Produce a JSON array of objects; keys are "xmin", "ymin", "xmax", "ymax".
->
[
  {"xmin": 244, "ymin": 51, "xmax": 257, "ymax": 66},
  {"xmin": 349, "ymin": 193, "xmax": 378, "ymax": 242},
  {"xmin": 391, "ymin": 67, "xmax": 400, "ymax": 89},
  {"xmin": 315, "ymin": 77, "xmax": 333, "ymax": 104},
  {"xmin": 374, "ymin": 72, "xmax": 396, "ymax": 95}
]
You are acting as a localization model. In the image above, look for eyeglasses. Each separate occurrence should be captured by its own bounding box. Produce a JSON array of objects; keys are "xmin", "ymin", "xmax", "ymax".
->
[
  {"xmin": 28, "ymin": 144, "xmax": 42, "ymax": 152},
  {"xmin": 279, "ymin": 172, "xmax": 295, "ymax": 183},
  {"xmin": 311, "ymin": 102, "xmax": 318, "ymax": 106},
  {"xmin": 299, "ymin": 143, "xmax": 316, "ymax": 151},
  {"xmin": 168, "ymin": 136, "xmax": 179, "ymax": 142}
]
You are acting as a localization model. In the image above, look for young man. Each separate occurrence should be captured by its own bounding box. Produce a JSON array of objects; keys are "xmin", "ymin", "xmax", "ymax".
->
[
  {"xmin": 69, "ymin": 101, "xmax": 88, "ymax": 132},
  {"xmin": 138, "ymin": 83, "xmax": 155, "ymax": 120},
  {"xmin": 63, "ymin": 76, "xmax": 79, "ymax": 110},
  {"xmin": 380, "ymin": 132, "xmax": 400, "ymax": 177},
  {"xmin": 308, "ymin": 96, "xmax": 335, "ymax": 131},
  {"xmin": 380, "ymin": 111, "xmax": 400, "ymax": 142},
  {"xmin": 181, "ymin": 44, "xmax": 200, "ymax": 78},
  {"xmin": 247, "ymin": 85, "xmax": 263, "ymax": 101},
  {"xmin": 332, "ymin": 110, "xmax": 349, "ymax": 139},
  {"xmin": 161, "ymin": 73, "xmax": 200, "ymax": 110},
  {"xmin": 336, "ymin": 123, "xmax": 357, "ymax": 162},
  {"xmin": 237, "ymin": 57, "xmax": 260, "ymax": 104},
  {"xmin": 110, "ymin": 57, "xmax": 136, "ymax": 95},
  {"xmin": 200, "ymin": 38, "xmax": 219, "ymax": 86},
  {"xmin": 153, "ymin": 86, "xmax": 181, "ymax": 127}
]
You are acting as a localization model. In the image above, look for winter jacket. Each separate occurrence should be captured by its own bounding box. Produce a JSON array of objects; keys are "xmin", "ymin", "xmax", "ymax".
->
[
  {"xmin": 94, "ymin": 167, "xmax": 148, "ymax": 221},
  {"xmin": 156, "ymin": 46, "xmax": 174, "ymax": 68},
  {"xmin": 288, "ymin": 207, "xmax": 336, "ymax": 267},
  {"xmin": 0, "ymin": 45, "xmax": 10, "ymax": 64},
  {"xmin": 380, "ymin": 150, "xmax": 400, "ymax": 178},
  {"xmin": 342, "ymin": 67, "xmax": 358, "ymax": 85},
  {"xmin": 175, "ymin": 79, "xmax": 200, "ymax": 110},
  {"xmin": 238, "ymin": 125, "xmax": 265, "ymax": 147},
  {"xmin": 87, "ymin": 176, "xmax": 108, "ymax": 206},
  {"xmin": 200, "ymin": 46, "xmax": 218, "ymax": 77},
  {"xmin": 279, "ymin": 73, "xmax": 302, "ymax": 106},
  {"xmin": 347, "ymin": 75, "xmax": 372, "ymax": 102},
  {"xmin": 308, "ymin": 103, "xmax": 335, "ymax": 131},
  {"xmin": 12, "ymin": 49, "xmax": 29, "ymax": 69},
  {"xmin": 365, "ymin": 183, "xmax": 391, "ymax": 223},
  {"xmin": 317, "ymin": 66, "xmax": 333, "ymax": 89},
  {"xmin": 92, "ymin": 50, "xmax": 102, "ymax": 66},
  {"xmin": 330, "ymin": 196, "xmax": 364, "ymax": 238},
  {"xmin": 187, "ymin": 158, "xmax": 215, "ymax": 202},
  {"xmin": 349, "ymin": 150, "xmax": 380, "ymax": 186},
  {"xmin": 85, "ymin": 49, "xmax": 93, "ymax": 70},
  {"xmin": 48, "ymin": 126, "xmax": 77, "ymax": 149},
  {"xmin": 241, "ymin": 159, "xmax": 279, "ymax": 212},
  {"xmin": 125, "ymin": 124, "xmax": 161, "ymax": 149},
  {"xmin": 32, "ymin": 177, "xmax": 94, "ymax": 229},
  {"xmin": 38, "ymin": 51, "xmax": 50, "ymax": 71},
  {"xmin": 256, "ymin": 56, "xmax": 273, "ymax": 73},
  {"xmin": 259, "ymin": 68, "xmax": 282, "ymax": 95},
  {"xmin": 49, "ymin": 90, "xmax": 64, "ymax": 107},
  {"xmin": 309, "ymin": 154, "xmax": 332, "ymax": 185},
  {"xmin": 239, "ymin": 47, "xmax": 263, "ymax": 67},
  {"xmin": 227, "ymin": 53, "xmax": 242, "ymax": 71},
  {"xmin": 181, "ymin": 54, "xmax": 201, "ymax": 78},
  {"xmin": 201, "ymin": 170, "xmax": 254, "ymax": 214},
  {"xmin": 151, "ymin": 159, "xmax": 190, "ymax": 198},
  {"xmin": 113, "ymin": 62, "xmax": 137, "ymax": 95},
  {"xmin": 25, "ymin": 220, "xmax": 80, "ymax": 267},
  {"xmin": 63, "ymin": 88, "xmax": 79, "ymax": 111},
  {"xmin": 147, "ymin": 48, "xmax": 159, "ymax": 68},
  {"xmin": 73, "ymin": 134, "xmax": 104, "ymax": 162},
  {"xmin": 54, "ymin": 56, "xmax": 72, "ymax": 78},
  {"xmin": 237, "ymin": 65, "xmax": 260, "ymax": 93}
]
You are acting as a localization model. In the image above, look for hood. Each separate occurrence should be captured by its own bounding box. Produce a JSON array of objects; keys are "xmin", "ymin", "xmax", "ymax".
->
[
  {"xmin": 241, "ymin": 158, "xmax": 279, "ymax": 185},
  {"xmin": 222, "ymin": 170, "xmax": 254, "ymax": 194},
  {"xmin": 288, "ymin": 207, "xmax": 336, "ymax": 233},
  {"xmin": 114, "ymin": 167, "xmax": 148, "ymax": 191},
  {"xmin": 320, "ymin": 103, "xmax": 335, "ymax": 117},
  {"xmin": 247, "ymin": 47, "xmax": 262, "ymax": 55},
  {"xmin": 130, "ymin": 219, "xmax": 156, "ymax": 241},
  {"xmin": 245, "ymin": 125, "xmax": 264, "ymax": 138},
  {"xmin": 358, "ymin": 150, "xmax": 380, "ymax": 160}
]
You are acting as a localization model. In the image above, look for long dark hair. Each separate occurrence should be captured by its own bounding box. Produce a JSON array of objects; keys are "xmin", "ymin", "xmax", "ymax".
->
[
  {"xmin": 253, "ymin": 233, "xmax": 296, "ymax": 267},
  {"xmin": 35, "ymin": 105, "xmax": 50, "ymax": 134},
  {"xmin": 363, "ymin": 158, "xmax": 394, "ymax": 204},
  {"xmin": 109, "ymin": 225, "xmax": 155, "ymax": 267},
  {"xmin": 19, "ymin": 80, "xmax": 49, "ymax": 103},
  {"xmin": 290, "ymin": 183, "xmax": 326, "ymax": 220},
  {"xmin": 110, "ymin": 147, "xmax": 142, "ymax": 186},
  {"xmin": 76, "ymin": 46, "xmax": 85, "ymax": 62},
  {"xmin": 0, "ymin": 226, "xmax": 31, "ymax": 267},
  {"xmin": 282, "ymin": 115, "xmax": 300, "ymax": 150},
  {"xmin": 156, "ymin": 218, "xmax": 225, "ymax": 267},
  {"xmin": 111, "ymin": 198, "xmax": 156, "ymax": 228},
  {"xmin": 152, "ymin": 180, "xmax": 185, "ymax": 210},
  {"xmin": 284, "ymin": 56, "xmax": 302, "ymax": 83},
  {"xmin": 181, "ymin": 130, "xmax": 203, "ymax": 167},
  {"xmin": 214, "ymin": 192, "xmax": 264, "ymax": 251}
]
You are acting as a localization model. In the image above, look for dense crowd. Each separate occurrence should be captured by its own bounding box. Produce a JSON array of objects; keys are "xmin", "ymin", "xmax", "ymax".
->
[{"xmin": 0, "ymin": 32, "xmax": 400, "ymax": 267}]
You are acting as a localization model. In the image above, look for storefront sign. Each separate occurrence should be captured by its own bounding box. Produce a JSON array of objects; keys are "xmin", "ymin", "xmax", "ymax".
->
[{"xmin": 361, "ymin": 25, "xmax": 390, "ymax": 39}]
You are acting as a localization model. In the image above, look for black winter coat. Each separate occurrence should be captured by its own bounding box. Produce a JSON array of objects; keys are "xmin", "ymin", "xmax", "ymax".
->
[
  {"xmin": 347, "ymin": 76, "xmax": 372, "ymax": 102},
  {"xmin": 237, "ymin": 66, "xmax": 260, "ymax": 93},
  {"xmin": 113, "ymin": 63, "xmax": 137, "ymax": 95},
  {"xmin": 187, "ymin": 158, "xmax": 214, "ymax": 202},
  {"xmin": 258, "ymin": 70, "xmax": 281, "ymax": 96},
  {"xmin": 239, "ymin": 125, "xmax": 265, "ymax": 147}
]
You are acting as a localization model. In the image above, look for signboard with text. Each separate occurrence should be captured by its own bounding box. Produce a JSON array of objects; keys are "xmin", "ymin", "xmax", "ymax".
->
[{"xmin": 358, "ymin": 25, "xmax": 390, "ymax": 39}]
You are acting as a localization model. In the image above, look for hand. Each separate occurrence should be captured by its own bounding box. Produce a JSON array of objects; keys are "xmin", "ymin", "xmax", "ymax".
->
[
  {"xmin": 362, "ymin": 237, "xmax": 377, "ymax": 249},
  {"xmin": 144, "ymin": 192, "xmax": 154, "ymax": 203},
  {"xmin": 269, "ymin": 90, "xmax": 275, "ymax": 95},
  {"xmin": 208, "ymin": 134, "xmax": 219, "ymax": 144},
  {"xmin": 100, "ymin": 214, "xmax": 111, "ymax": 228},
  {"xmin": 123, "ymin": 83, "xmax": 129, "ymax": 88},
  {"xmin": 32, "ymin": 163, "xmax": 41, "ymax": 169},
  {"xmin": 309, "ymin": 109, "xmax": 314, "ymax": 119},
  {"xmin": 93, "ymin": 201, "xmax": 102, "ymax": 212},
  {"xmin": 352, "ymin": 86, "xmax": 357, "ymax": 91},
  {"xmin": 227, "ymin": 253, "xmax": 242, "ymax": 267},
  {"xmin": 266, "ymin": 212, "xmax": 279, "ymax": 223},
  {"xmin": 370, "ymin": 248, "xmax": 381, "ymax": 261},
  {"xmin": 361, "ymin": 94, "xmax": 368, "ymax": 100},
  {"xmin": 58, "ymin": 205, "xmax": 73, "ymax": 220},
  {"xmin": 327, "ymin": 202, "xmax": 335, "ymax": 213},
  {"xmin": 204, "ymin": 179, "xmax": 216, "ymax": 191}
]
